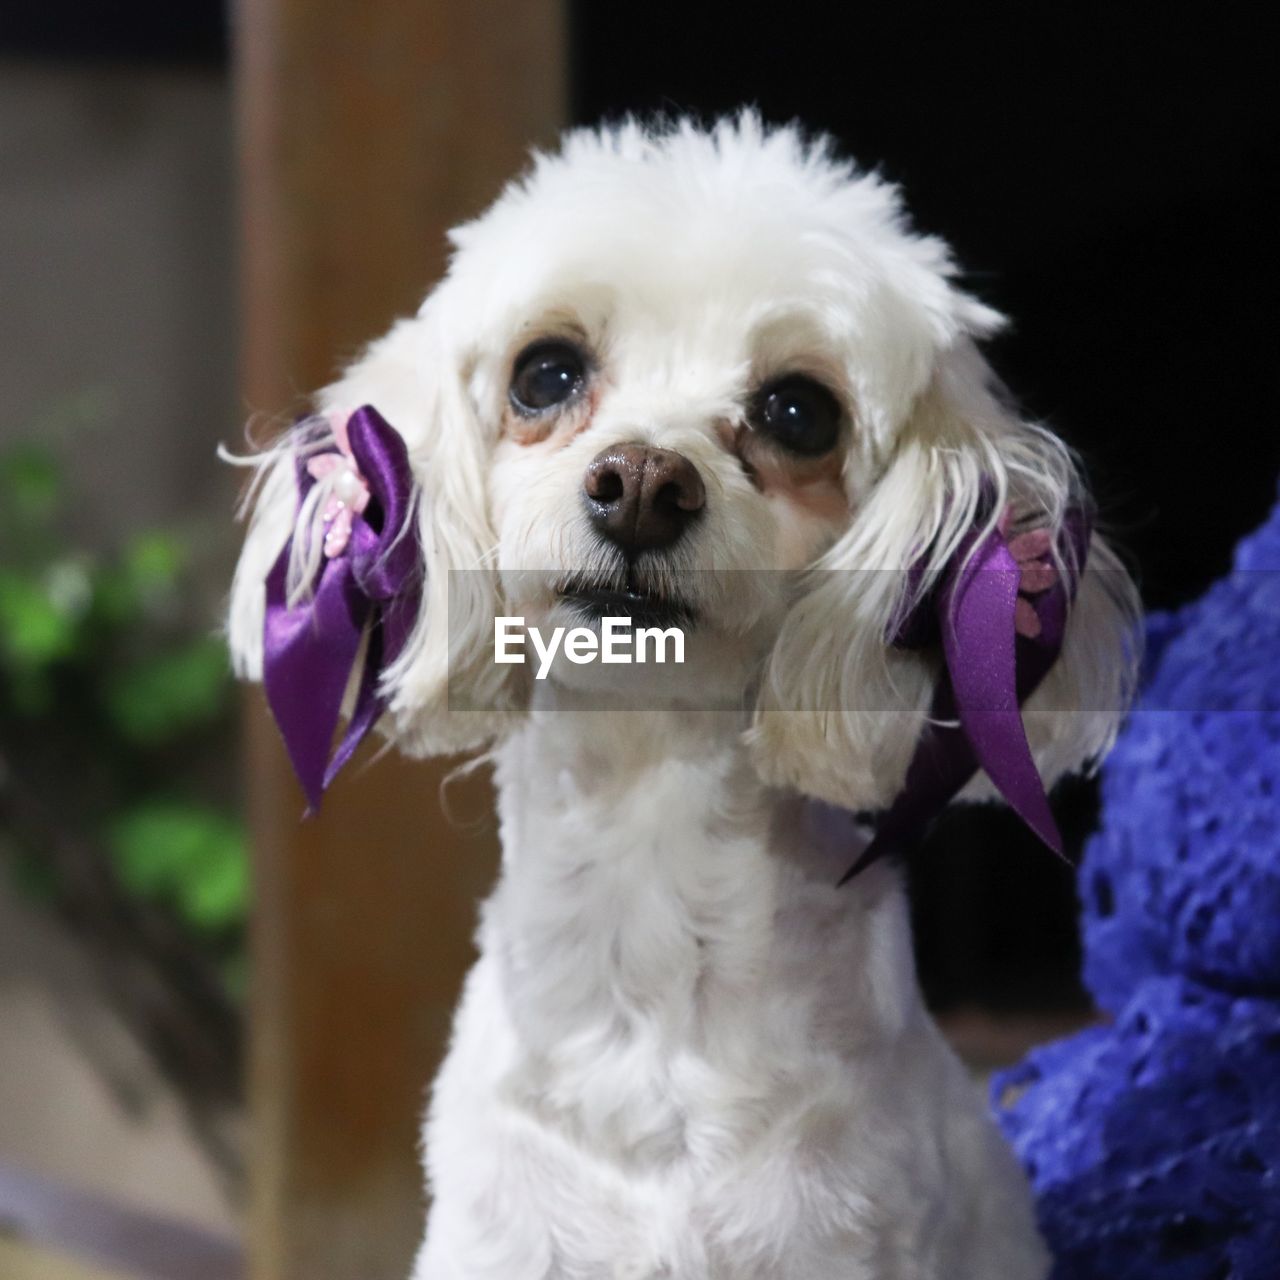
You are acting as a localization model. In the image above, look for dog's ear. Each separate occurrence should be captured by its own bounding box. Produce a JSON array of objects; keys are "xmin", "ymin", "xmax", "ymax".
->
[
  {"xmin": 226, "ymin": 285, "xmax": 512, "ymax": 758},
  {"xmin": 750, "ymin": 340, "xmax": 1141, "ymax": 814}
]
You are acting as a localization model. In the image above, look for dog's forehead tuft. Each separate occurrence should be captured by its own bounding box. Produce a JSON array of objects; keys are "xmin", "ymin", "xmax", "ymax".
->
[
  {"xmin": 460, "ymin": 123, "xmax": 897, "ymax": 275},
  {"xmin": 440, "ymin": 115, "xmax": 1001, "ymax": 361}
]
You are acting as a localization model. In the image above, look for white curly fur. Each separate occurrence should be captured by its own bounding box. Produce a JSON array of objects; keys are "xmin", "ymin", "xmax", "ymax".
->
[{"xmin": 228, "ymin": 113, "xmax": 1139, "ymax": 1279}]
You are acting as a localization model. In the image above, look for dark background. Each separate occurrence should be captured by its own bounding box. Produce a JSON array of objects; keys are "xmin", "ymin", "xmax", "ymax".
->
[{"xmin": 6, "ymin": 1, "xmax": 1275, "ymax": 1012}]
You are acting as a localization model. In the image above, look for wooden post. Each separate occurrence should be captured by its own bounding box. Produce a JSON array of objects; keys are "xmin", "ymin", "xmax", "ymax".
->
[{"xmin": 234, "ymin": 5, "xmax": 566, "ymax": 1277}]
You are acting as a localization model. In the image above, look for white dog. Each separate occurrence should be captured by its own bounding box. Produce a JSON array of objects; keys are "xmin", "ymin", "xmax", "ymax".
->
[{"xmin": 229, "ymin": 115, "xmax": 1137, "ymax": 1279}]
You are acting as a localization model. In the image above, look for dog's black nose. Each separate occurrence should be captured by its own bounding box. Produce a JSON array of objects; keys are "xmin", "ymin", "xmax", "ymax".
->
[{"xmin": 583, "ymin": 444, "xmax": 706, "ymax": 555}]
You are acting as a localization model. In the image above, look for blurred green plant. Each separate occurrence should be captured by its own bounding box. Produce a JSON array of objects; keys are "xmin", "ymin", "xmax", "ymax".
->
[{"xmin": 0, "ymin": 435, "xmax": 247, "ymax": 996}]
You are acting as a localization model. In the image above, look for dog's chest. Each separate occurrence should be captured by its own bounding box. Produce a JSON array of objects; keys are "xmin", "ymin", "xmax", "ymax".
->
[
  {"xmin": 426, "ymin": 714, "xmax": 933, "ymax": 1270},
  {"xmin": 486, "ymin": 718, "xmax": 893, "ymax": 1157},
  {"xmin": 495, "ymin": 761, "xmax": 780, "ymax": 1141}
]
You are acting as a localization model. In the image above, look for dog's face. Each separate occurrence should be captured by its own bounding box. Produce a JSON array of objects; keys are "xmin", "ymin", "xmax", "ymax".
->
[
  {"xmin": 490, "ymin": 259, "xmax": 856, "ymax": 667},
  {"xmin": 473, "ymin": 146, "xmax": 943, "ymax": 704},
  {"xmin": 230, "ymin": 117, "xmax": 1138, "ymax": 810}
]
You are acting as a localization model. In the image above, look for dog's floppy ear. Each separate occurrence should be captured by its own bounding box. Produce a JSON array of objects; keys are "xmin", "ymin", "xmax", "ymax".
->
[
  {"xmin": 750, "ymin": 339, "xmax": 1141, "ymax": 817},
  {"xmin": 226, "ymin": 285, "xmax": 512, "ymax": 763}
]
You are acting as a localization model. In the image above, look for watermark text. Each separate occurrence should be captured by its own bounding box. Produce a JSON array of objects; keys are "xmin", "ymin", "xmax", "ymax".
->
[{"xmin": 495, "ymin": 616, "xmax": 685, "ymax": 680}]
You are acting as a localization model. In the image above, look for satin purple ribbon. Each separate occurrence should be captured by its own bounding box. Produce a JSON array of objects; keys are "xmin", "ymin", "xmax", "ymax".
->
[
  {"xmin": 263, "ymin": 406, "xmax": 422, "ymax": 811},
  {"xmin": 839, "ymin": 508, "xmax": 1089, "ymax": 883}
]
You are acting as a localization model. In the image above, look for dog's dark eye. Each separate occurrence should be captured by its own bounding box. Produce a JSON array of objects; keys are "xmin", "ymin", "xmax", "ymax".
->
[
  {"xmin": 750, "ymin": 375, "xmax": 842, "ymax": 456},
  {"xmin": 509, "ymin": 341, "xmax": 587, "ymax": 414}
]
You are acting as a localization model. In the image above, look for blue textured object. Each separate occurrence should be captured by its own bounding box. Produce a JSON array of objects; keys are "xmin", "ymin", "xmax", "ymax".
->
[{"xmin": 993, "ymin": 489, "xmax": 1280, "ymax": 1279}]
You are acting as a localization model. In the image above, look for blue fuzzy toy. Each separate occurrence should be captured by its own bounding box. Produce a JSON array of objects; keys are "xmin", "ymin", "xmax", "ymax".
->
[{"xmin": 993, "ymin": 489, "xmax": 1280, "ymax": 1279}]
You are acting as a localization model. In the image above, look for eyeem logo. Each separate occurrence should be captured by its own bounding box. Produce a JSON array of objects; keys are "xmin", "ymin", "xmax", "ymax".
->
[{"xmin": 495, "ymin": 616, "xmax": 686, "ymax": 681}]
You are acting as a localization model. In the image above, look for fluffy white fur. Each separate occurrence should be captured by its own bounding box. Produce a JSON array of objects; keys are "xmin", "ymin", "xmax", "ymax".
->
[{"xmin": 228, "ymin": 114, "xmax": 1139, "ymax": 1278}]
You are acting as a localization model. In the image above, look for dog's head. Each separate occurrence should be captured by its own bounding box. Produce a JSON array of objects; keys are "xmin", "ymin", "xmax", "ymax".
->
[{"xmin": 229, "ymin": 115, "xmax": 1138, "ymax": 812}]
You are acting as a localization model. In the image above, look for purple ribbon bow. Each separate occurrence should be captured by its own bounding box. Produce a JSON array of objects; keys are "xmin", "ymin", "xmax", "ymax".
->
[
  {"xmin": 263, "ymin": 405, "xmax": 422, "ymax": 811},
  {"xmin": 839, "ymin": 507, "xmax": 1089, "ymax": 883}
]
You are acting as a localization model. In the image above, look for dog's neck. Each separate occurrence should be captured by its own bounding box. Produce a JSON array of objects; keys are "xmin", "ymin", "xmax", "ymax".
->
[
  {"xmin": 482, "ymin": 681, "xmax": 910, "ymax": 1163},
  {"xmin": 489, "ymin": 691, "xmax": 779, "ymax": 1043}
]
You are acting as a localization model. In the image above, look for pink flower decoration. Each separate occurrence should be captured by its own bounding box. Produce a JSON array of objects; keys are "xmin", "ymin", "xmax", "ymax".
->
[
  {"xmin": 1000, "ymin": 509, "xmax": 1058, "ymax": 639},
  {"xmin": 305, "ymin": 429, "xmax": 371, "ymax": 559}
]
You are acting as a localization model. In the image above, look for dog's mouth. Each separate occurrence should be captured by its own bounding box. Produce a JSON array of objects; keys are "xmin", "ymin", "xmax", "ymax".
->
[{"xmin": 555, "ymin": 571, "xmax": 696, "ymax": 631}]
